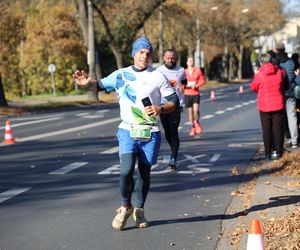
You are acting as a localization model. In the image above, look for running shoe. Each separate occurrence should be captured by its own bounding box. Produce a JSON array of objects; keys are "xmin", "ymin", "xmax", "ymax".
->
[
  {"xmin": 133, "ymin": 208, "xmax": 149, "ymax": 228},
  {"xmin": 194, "ymin": 122, "xmax": 202, "ymax": 134},
  {"xmin": 189, "ymin": 128, "xmax": 196, "ymax": 136},
  {"xmin": 169, "ymin": 157, "xmax": 177, "ymax": 170},
  {"xmin": 112, "ymin": 206, "xmax": 133, "ymax": 230}
]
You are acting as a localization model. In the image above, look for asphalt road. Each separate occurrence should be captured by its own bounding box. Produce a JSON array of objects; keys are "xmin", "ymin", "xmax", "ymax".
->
[{"xmin": 0, "ymin": 84, "xmax": 262, "ymax": 250}]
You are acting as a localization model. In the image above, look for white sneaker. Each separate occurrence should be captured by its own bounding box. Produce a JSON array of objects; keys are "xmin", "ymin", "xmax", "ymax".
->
[
  {"xmin": 133, "ymin": 208, "xmax": 149, "ymax": 228},
  {"xmin": 271, "ymin": 151, "xmax": 277, "ymax": 160},
  {"xmin": 112, "ymin": 206, "xmax": 133, "ymax": 230}
]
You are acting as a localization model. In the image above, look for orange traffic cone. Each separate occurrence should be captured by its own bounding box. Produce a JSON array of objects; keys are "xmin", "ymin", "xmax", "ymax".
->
[
  {"xmin": 239, "ymin": 85, "xmax": 244, "ymax": 94},
  {"xmin": 210, "ymin": 90, "xmax": 216, "ymax": 101},
  {"xmin": 246, "ymin": 219, "xmax": 264, "ymax": 250},
  {"xmin": 3, "ymin": 120, "xmax": 16, "ymax": 145}
]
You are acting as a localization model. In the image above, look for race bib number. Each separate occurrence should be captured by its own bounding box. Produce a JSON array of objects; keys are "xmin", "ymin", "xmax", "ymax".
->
[
  {"xmin": 130, "ymin": 125, "xmax": 151, "ymax": 140},
  {"xmin": 187, "ymin": 81, "xmax": 196, "ymax": 87}
]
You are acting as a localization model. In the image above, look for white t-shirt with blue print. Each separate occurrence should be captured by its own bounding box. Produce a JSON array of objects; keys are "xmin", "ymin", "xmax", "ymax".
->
[{"xmin": 98, "ymin": 65, "xmax": 175, "ymax": 132}]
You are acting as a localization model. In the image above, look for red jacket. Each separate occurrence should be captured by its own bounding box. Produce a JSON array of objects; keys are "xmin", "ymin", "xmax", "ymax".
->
[
  {"xmin": 184, "ymin": 67, "xmax": 206, "ymax": 96},
  {"xmin": 250, "ymin": 63, "xmax": 285, "ymax": 112}
]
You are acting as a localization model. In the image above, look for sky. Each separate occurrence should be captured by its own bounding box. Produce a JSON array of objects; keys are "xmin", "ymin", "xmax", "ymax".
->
[{"xmin": 281, "ymin": 0, "xmax": 300, "ymax": 14}]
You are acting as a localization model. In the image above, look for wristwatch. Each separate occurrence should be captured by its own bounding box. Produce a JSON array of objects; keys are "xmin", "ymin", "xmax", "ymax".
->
[{"xmin": 160, "ymin": 105, "xmax": 166, "ymax": 114}]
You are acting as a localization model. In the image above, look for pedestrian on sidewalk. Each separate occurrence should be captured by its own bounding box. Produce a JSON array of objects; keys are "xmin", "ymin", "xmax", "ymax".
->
[
  {"xmin": 73, "ymin": 37, "xmax": 179, "ymax": 230},
  {"xmin": 184, "ymin": 56, "xmax": 206, "ymax": 136},
  {"xmin": 250, "ymin": 53, "xmax": 286, "ymax": 160},
  {"xmin": 275, "ymin": 42, "xmax": 299, "ymax": 149},
  {"xmin": 292, "ymin": 53, "xmax": 300, "ymax": 141},
  {"xmin": 156, "ymin": 49, "xmax": 186, "ymax": 169}
]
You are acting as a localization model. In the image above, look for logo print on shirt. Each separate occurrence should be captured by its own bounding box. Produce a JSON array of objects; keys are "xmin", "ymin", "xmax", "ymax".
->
[{"xmin": 116, "ymin": 72, "xmax": 137, "ymax": 104}]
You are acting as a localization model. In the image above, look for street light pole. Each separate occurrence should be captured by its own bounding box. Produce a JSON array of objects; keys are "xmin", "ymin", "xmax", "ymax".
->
[
  {"xmin": 87, "ymin": 0, "xmax": 98, "ymax": 101},
  {"xmin": 159, "ymin": 2, "xmax": 164, "ymax": 64},
  {"xmin": 195, "ymin": 16, "xmax": 201, "ymax": 69},
  {"xmin": 195, "ymin": 3, "xmax": 218, "ymax": 71},
  {"xmin": 193, "ymin": 0, "xmax": 201, "ymax": 68}
]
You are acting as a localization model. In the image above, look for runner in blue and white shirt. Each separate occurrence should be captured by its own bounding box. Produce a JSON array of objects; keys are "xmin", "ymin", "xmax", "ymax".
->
[{"xmin": 74, "ymin": 37, "xmax": 179, "ymax": 230}]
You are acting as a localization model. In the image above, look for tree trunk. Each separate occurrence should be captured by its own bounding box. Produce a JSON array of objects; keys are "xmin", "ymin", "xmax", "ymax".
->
[
  {"xmin": 110, "ymin": 46, "xmax": 124, "ymax": 69},
  {"xmin": 76, "ymin": 0, "xmax": 88, "ymax": 47},
  {"xmin": 76, "ymin": 0, "xmax": 98, "ymax": 101},
  {"xmin": 238, "ymin": 44, "xmax": 243, "ymax": 80},
  {"xmin": 0, "ymin": 73, "xmax": 8, "ymax": 107},
  {"xmin": 228, "ymin": 54, "xmax": 233, "ymax": 82},
  {"xmin": 95, "ymin": 49, "xmax": 102, "ymax": 79},
  {"xmin": 222, "ymin": 44, "xmax": 228, "ymax": 82}
]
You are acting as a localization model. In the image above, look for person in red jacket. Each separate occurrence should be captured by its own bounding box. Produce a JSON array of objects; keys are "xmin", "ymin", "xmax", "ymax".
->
[
  {"xmin": 184, "ymin": 56, "xmax": 206, "ymax": 136},
  {"xmin": 250, "ymin": 53, "xmax": 286, "ymax": 160}
]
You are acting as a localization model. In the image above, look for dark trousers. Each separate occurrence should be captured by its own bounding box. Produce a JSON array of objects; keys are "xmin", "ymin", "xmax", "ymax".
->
[
  {"xmin": 297, "ymin": 98, "xmax": 300, "ymax": 143},
  {"xmin": 119, "ymin": 153, "xmax": 151, "ymax": 208},
  {"xmin": 259, "ymin": 110, "xmax": 284, "ymax": 156},
  {"xmin": 160, "ymin": 107, "xmax": 181, "ymax": 160}
]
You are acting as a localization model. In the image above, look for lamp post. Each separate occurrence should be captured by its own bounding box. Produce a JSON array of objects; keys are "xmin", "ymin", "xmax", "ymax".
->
[
  {"xmin": 194, "ymin": 3, "xmax": 219, "ymax": 70},
  {"xmin": 159, "ymin": 2, "xmax": 164, "ymax": 64},
  {"xmin": 194, "ymin": 16, "xmax": 201, "ymax": 68},
  {"xmin": 237, "ymin": 8, "xmax": 249, "ymax": 80},
  {"xmin": 48, "ymin": 64, "xmax": 56, "ymax": 96}
]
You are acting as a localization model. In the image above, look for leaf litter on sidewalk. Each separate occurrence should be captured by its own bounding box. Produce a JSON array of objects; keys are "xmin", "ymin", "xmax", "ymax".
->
[{"xmin": 221, "ymin": 149, "xmax": 300, "ymax": 249}]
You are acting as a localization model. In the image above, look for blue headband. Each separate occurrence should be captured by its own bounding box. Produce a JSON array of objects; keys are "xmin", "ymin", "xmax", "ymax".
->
[{"xmin": 131, "ymin": 37, "xmax": 153, "ymax": 58}]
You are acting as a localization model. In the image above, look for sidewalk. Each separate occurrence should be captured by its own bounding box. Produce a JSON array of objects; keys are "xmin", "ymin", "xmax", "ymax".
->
[
  {"xmin": 217, "ymin": 148, "xmax": 300, "ymax": 249},
  {"xmin": 7, "ymin": 95, "xmax": 93, "ymax": 107}
]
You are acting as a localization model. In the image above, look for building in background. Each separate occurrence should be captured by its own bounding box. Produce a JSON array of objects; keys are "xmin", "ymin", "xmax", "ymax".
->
[{"xmin": 254, "ymin": 17, "xmax": 300, "ymax": 56}]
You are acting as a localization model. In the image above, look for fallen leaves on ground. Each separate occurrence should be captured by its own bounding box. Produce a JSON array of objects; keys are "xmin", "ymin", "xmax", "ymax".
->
[
  {"xmin": 263, "ymin": 204, "xmax": 300, "ymax": 250},
  {"xmin": 262, "ymin": 150, "xmax": 300, "ymax": 249},
  {"xmin": 223, "ymin": 149, "xmax": 300, "ymax": 249},
  {"xmin": 230, "ymin": 166, "xmax": 240, "ymax": 176},
  {"xmin": 267, "ymin": 151, "xmax": 300, "ymax": 176}
]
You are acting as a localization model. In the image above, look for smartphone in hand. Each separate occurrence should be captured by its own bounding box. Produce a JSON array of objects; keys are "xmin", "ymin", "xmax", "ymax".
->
[{"xmin": 142, "ymin": 97, "xmax": 152, "ymax": 107}]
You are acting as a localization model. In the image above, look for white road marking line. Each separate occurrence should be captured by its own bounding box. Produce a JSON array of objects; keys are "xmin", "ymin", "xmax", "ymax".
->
[
  {"xmin": 98, "ymin": 164, "xmax": 118, "ymax": 175},
  {"xmin": 242, "ymin": 102, "xmax": 251, "ymax": 105},
  {"xmin": 97, "ymin": 109, "xmax": 109, "ymax": 113},
  {"xmin": 201, "ymin": 115, "xmax": 214, "ymax": 119},
  {"xmin": 0, "ymin": 117, "xmax": 62, "ymax": 129},
  {"xmin": 215, "ymin": 110, "xmax": 226, "ymax": 115},
  {"xmin": 178, "ymin": 154, "xmax": 206, "ymax": 164},
  {"xmin": 178, "ymin": 166, "xmax": 211, "ymax": 175},
  {"xmin": 49, "ymin": 162, "xmax": 88, "ymax": 175},
  {"xmin": 76, "ymin": 113, "xmax": 90, "ymax": 116},
  {"xmin": 225, "ymin": 107, "xmax": 235, "ymax": 111},
  {"xmin": 0, "ymin": 187, "xmax": 31, "ymax": 203},
  {"xmin": 183, "ymin": 99, "xmax": 257, "ymax": 124},
  {"xmin": 9, "ymin": 115, "xmax": 64, "ymax": 121},
  {"xmin": 82, "ymin": 115, "xmax": 104, "ymax": 119},
  {"xmin": 234, "ymin": 104, "xmax": 243, "ymax": 108},
  {"xmin": 97, "ymin": 153, "xmax": 221, "ymax": 175},
  {"xmin": 209, "ymin": 154, "xmax": 221, "ymax": 163},
  {"xmin": 100, "ymin": 146, "xmax": 119, "ymax": 154},
  {"xmin": 228, "ymin": 142, "xmax": 263, "ymax": 147},
  {"xmin": 15, "ymin": 117, "xmax": 121, "ymax": 143}
]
